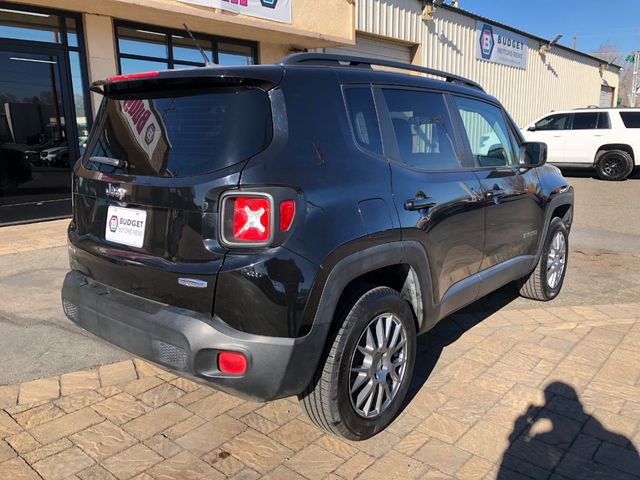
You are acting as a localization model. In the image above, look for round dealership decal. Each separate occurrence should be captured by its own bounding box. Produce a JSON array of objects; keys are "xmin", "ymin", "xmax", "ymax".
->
[
  {"xmin": 145, "ymin": 123, "xmax": 156, "ymax": 145},
  {"xmin": 109, "ymin": 215, "xmax": 118, "ymax": 233}
]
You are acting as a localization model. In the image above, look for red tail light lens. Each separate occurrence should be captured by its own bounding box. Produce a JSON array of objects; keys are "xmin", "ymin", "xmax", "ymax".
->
[
  {"xmin": 279, "ymin": 200, "xmax": 295, "ymax": 231},
  {"xmin": 108, "ymin": 71, "xmax": 159, "ymax": 82},
  {"xmin": 218, "ymin": 351, "xmax": 247, "ymax": 375},
  {"xmin": 232, "ymin": 196, "xmax": 270, "ymax": 242}
]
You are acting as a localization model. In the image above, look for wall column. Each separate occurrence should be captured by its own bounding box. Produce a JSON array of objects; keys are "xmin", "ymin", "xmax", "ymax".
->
[{"xmin": 83, "ymin": 13, "xmax": 117, "ymax": 115}]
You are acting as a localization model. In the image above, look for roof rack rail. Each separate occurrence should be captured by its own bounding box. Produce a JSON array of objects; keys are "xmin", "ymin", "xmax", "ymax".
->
[{"xmin": 279, "ymin": 53, "xmax": 484, "ymax": 92}]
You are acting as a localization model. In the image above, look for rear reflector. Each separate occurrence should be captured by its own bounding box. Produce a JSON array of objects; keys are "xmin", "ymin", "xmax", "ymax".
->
[
  {"xmin": 218, "ymin": 352, "xmax": 247, "ymax": 375},
  {"xmin": 108, "ymin": 71, "xmax": 159, "ymax": 82},
  {"xmin": 232, "ymin": 196, "xmax": 270, "ymax": 242},
  {"xmin": 279, "ymin": 200, "xmax": 295, "ymax": 231}
]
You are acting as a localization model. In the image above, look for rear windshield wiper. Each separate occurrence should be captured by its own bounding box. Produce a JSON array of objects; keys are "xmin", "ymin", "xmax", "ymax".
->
[{"xmin": 89, "ymin": 156, "xmax": 128, "ymax": 169}]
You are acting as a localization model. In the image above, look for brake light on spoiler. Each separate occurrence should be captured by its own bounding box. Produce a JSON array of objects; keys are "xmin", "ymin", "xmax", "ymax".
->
[{"xmin": 107, "ymin": 71, "xmax": 160, "ymax": 82}]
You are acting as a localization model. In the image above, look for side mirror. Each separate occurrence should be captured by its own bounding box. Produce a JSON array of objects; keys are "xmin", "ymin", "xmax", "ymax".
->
[
  {"xmin": 527, "ymin": 125, "xmax": 537, "ymax": 132},
  {"xmin": 520, "ymin": 141, "xmax": 547, "ymax": 168}
]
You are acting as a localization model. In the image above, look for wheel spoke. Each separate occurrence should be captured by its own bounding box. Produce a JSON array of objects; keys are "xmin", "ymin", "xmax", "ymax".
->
[
  {"xmin": 350, "ymin": 372, "xmax": 369, "ymax": 394},
  {"xmin": 375, "ymin": 316, "xmax": 387, "ymax": 349},
  {"xmin": 374, "ymin": 383, "xmax": 384, "ymax": 413},
  {"xmin": 356, "ymin": 379, "xmax": 374, "ymax": 409},
  {"xmin": 389, "ymin": 337, "xmax": 407, "ymax": 355}
]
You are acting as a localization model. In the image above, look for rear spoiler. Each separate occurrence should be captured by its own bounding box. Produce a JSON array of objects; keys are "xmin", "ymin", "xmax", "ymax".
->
[{"xmin": 91, "ymin": 65, "xmax": 284, "ymax": 96}]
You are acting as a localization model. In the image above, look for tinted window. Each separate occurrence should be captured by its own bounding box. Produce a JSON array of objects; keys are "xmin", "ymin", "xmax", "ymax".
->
[
  {"xmin": 572, "ymin": 112, "xmax": 598, "ymax": 130},
  {"xmin": 454, "ymin": 96, "xmax": 515, "ymax": 167},
  {"xmin": 620, "ymin": 112, "xmax": 640, "ymax": 128},
  {"xmin": 85, "ymin": 88, "xmax": 272, "ymax": 177},
  {"xmin": 344, "ymin": 88, "xmax": 383, "ymax": 156},
  {"xmin": 382, "ymin": 89, "xmax": 459, "ymax": 170},
  {"xmin": 534, "ymin": 114, "xmax": 570, "ymax": 131},
  {"xmin": 597, "ymin": 112, "xmax": 611, "ymax": 129}
]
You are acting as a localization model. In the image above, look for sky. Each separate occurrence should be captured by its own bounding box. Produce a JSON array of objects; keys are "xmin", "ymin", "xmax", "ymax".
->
[{"xmin": 459, "ymin": 0, "xmax": 639, "ymax": 63}]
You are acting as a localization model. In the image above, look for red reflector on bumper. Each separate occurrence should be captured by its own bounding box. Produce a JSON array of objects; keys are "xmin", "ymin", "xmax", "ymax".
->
[{"xmin": 218, "ymin": 351, "xmax": 247, "ymax": 375}]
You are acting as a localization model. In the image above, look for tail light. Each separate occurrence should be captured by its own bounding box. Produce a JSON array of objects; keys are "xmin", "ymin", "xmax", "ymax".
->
[
  {"xmin": 220, "ymin": 192, "xmax": 296, "ymax": 248},
  {"xmin": 218, "ymin": 351, "xmax": 247, "ymax": 375}
]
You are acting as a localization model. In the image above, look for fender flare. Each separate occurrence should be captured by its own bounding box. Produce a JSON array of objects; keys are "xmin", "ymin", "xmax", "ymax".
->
[
  {"xmin": 535, "ymin": 190, "xmax": 574, "ymax": 263},
  {"xmin": 310, "ymin": 241, "xmax": 434, "ymax": 334}
]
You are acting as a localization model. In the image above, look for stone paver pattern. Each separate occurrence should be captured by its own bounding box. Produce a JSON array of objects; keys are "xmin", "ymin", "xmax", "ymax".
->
[
  {"xmin": 0, "ymin": 302, "xmax": 638, "ymax": 479},
  {"xmin": 0, "ymin": 219, "xmax": 68, "ymax": 256}
]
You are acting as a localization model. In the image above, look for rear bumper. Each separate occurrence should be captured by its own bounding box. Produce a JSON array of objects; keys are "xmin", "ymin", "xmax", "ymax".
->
[{"xmin": 61, "ymin": 270, "xmax": 329, "ymax": 402}]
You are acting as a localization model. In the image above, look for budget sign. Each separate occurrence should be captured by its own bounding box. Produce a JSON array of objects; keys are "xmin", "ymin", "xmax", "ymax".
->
[{"xmin": 475, "ymin": 21, "xmax": 528, "ymax": 70}]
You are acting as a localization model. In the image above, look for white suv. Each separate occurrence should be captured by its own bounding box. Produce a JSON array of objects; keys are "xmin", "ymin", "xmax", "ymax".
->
[{"xmin": 523, "ymin": 108, "xmax": 640, "ymax": 181}]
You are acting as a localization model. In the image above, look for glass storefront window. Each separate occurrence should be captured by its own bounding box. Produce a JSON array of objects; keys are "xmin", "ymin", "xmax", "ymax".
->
[
  {"xmin": 219, "ymin": 42, "xmax": 254, "ymax": 66},
  {"xmin": 115, "ymin": 23, "xmax": 256, "ymax": 74},
  {"xmin": 118, "ymin": 27, "xmax": 168, "ymax": 58},
  {"xmin": 0, "ymin": 4, "xmax": 90, "ymax": 224},
  {"xmin": 65, "ymin": 17, "xmax": 78, "ymax": 47},
  {"xmin": 0, "ymin": 6, "xmax": 61, "ymax": 44},
  {"xmin": 120, "ymin": 57, "xmax": 169, "ymax": 75},
  {"xmin": 172, "ymin": 35, "xmax": 212, "ymax": 65}
]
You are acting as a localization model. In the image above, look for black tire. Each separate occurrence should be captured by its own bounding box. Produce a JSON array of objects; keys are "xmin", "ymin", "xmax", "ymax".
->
[
  {"xmin": 595, "ymin": 149, "xmax": 634, "ymax": 181},
  {"xmin": 519, "ymin": 217, "xmax": 569, "ymax": 301},
  {"xmin": 299, "ymin": 286, "xmax": 416, "ymax": 440}
]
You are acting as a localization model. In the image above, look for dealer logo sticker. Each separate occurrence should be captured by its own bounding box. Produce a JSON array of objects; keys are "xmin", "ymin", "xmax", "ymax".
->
[
  {"xmin": 479, "ymin": 23, "xmax": 494, "ymax": 59},
  {"xmin": 109, "ymin": 215, "xmax": 118, "ymax": 233}
]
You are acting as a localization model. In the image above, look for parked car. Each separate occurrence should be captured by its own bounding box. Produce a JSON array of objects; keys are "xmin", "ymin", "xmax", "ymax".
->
[
  {"xmin": 40, "ymin": 142, "xmax": 69, "ymax": 167},
  {"xmin": 523, "ymin": 107, "xmax": 640, "ymax": 181},
  {"xmin": 62, "ymin": 54, "xmax": 574, "ymax": 440}
]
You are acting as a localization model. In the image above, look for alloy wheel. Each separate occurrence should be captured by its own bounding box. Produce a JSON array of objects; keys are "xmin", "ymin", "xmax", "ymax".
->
[
  {"xmin": 348, "ymin": 313, "xmax": 408, "ymax": 418},
  {"xmin": 546, "ymin": 231, "xmax": 566, "ymax": 289}
]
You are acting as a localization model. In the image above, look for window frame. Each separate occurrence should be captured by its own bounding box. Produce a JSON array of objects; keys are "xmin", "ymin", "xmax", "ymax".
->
[
  {"xmin": 372, "ymin": 85, "xmax": 468, "ymax": 173},
  {"xmin": 114, "ymin": 20, "xmax": 258, "ymax": 73},
  {"xmin": 341, "ymin": 84, "xmax": 385, "ymax": 159}
]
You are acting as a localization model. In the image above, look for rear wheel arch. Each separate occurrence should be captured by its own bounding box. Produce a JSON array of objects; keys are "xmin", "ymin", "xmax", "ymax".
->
[
  {"xmin": 595, "ymin": 143, "xmax": 635, "ymax": 164},
  {"xmin": 310, "ymin": 242, "xmax": 433, "ymax": 338}
]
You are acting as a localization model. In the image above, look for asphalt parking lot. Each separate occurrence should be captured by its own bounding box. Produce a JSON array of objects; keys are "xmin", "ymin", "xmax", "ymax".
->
[{"xmin": 0, "ymin": 171, "xmax": 638, "ymax": 479}]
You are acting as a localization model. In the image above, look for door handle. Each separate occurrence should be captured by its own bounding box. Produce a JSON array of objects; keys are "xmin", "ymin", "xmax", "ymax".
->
[
  {"xmin": 486, "ymin": 188, "xmax": 506, "ymax": 199},
  {"xmin": 404, "ymin": 197, "xmax": 436, "ymax": 211}
]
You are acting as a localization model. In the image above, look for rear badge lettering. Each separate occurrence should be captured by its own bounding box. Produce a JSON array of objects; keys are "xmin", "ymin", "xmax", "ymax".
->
[
  {"xmin": 178, "ymin": 278, "xmax": 208, "ymax": 289},
  {"xmin": 523, "ymin": 230, "xmax": 538, "ymax": 239}
]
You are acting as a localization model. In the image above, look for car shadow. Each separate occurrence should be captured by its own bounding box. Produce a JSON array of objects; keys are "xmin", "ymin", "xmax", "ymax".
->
[
  {"xmin": 497, "ymin": 382, "xmax": 640, "ymax": 479},
  {"xmin": 559, "ymin": 166, "xmax": 640, "ymax": 180},
  {"xmin": 403, "ymin": 281, "xmax": 521, "ymax": 403}
]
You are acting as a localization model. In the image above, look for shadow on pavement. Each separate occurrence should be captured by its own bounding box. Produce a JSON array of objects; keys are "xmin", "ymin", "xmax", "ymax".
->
[
  {"xmin": 497, "ymin": 382, "xmax": 640, "ymax": 480},
  {"xmin": 559, "ymin": 166, "xmax": 640, "ymax": 180},
  {"xmin": 404, "ymin": 281, "xmax": 521, "ymax": 404}
]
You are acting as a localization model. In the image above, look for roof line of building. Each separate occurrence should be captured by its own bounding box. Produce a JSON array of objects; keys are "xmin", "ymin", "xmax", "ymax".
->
[{"xmin": 438, "ymin": 3, "xmax": 623, "ymax": 70}]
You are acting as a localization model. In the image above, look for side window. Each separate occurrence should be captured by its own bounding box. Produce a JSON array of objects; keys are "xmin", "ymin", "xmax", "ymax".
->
[
  {"xmin": 597, "ymin": 112, "xmax": 611, "ymax": 129},
  {"xmin": 344, "ymin": 87, "xmax": 383, "ymax": 156},
  {"xmin": 572, "ymin": 112, "xmax": 599, "ymax": 130},
  {"xmin": 453, "ymin": 96, "xmax": 516, "ymax": 167},
  {"xmin": 534, "ymin": 114, "xmax": 571, "ymax": 131},
  {"xmin": 620, "ymin": 112, "xmax": 640, "ymax": 128},
  {"xmin": 381, "ymin": 89, "xmax": 460, "ymax": 170}
]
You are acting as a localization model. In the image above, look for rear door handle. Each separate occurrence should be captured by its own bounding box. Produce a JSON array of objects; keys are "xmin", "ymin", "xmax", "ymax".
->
[{"xmin": 404, "ymin": 197, "xmax": 436, "ymax": 211}]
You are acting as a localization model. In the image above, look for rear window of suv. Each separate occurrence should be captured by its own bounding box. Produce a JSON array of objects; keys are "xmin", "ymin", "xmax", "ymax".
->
[
  {"xmin": 620, "ymin": 112, "xmax": 640, "ymax": 128},
  {"xmin": 84, "ymin": 87, "xmax": 272, "ymax": 177}
]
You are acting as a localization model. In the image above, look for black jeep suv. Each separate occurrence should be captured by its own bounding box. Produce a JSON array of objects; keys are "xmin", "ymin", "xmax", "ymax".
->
[{"xmin": 62, "ymin": 53, "xmax": 573, "ymax": 440}]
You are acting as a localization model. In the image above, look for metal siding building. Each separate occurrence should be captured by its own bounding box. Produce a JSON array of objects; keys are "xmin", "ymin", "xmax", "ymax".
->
[{"xmin": 338, "ymin": 0, "xmax": 621, "ymax": 127}]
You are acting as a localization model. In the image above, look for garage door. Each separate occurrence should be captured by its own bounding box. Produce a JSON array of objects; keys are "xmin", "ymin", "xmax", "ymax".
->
[
  {"xmin": 599, "ymin": 85, "xmax": 614, "ymax": 107},
  {"xmin": 323, "ymin": 34, "xmax": 413, "ymax": 64}
]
